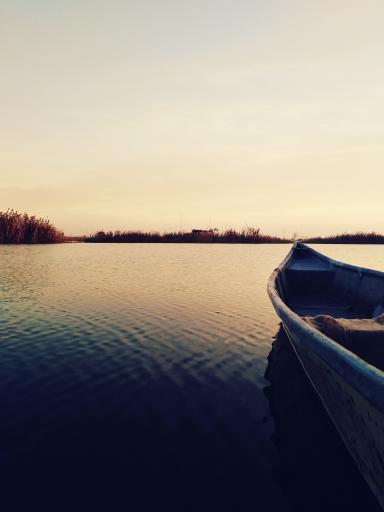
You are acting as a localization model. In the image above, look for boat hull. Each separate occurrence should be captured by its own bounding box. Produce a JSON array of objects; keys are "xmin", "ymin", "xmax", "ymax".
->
[
  {"xmin": 268, "ymin": 243, "xmax": 384, "ymax": 509},
  {"xmin": 285, "ymin": 324, "xmax": 384, "ymax": 509}
]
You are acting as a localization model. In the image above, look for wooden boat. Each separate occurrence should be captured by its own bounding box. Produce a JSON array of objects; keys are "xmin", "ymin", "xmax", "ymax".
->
[{"xmin": 268, "ymin": 242, "xmax": 384, "ymax": 509}]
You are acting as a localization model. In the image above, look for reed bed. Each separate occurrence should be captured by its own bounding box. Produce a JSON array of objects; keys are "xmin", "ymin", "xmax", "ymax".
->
[
  {"xmin": 304, "ymin": 232, "xmax": 384, "ymax": 244},
  {"xmin": 0, "ymin": 210, "xmax": 64, "ymax": 244},
  {"xmin": 85, "ymin": 227, "xmax": 290, "ymax": 244}
]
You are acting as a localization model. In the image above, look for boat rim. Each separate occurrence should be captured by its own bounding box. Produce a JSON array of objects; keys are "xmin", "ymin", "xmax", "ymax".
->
[{"xmin": 292, "ymin": 241, "xmax": 384, "ymax": 279}]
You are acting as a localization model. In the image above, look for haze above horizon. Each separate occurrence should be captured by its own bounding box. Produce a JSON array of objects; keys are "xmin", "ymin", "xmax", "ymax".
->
[{"xmin": 2, "ymin": 1, "xmax": 384, "ymax": 236}]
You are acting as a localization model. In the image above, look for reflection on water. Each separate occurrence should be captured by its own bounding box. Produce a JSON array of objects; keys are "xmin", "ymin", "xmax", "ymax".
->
[
  {"xmin": 0, "ymin": 243, "xmax": 383, "ymax": 511},
  {"xmin": 0, "ymin": 244, "xmax": 286, "ymax": 511},
  {"xmin": 265, "ymin": 327, "xmax": 381, "ymax": 512}
]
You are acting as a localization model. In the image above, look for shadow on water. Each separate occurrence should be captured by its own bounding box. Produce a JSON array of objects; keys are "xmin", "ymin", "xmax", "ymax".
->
[
  {"xmin": 264, "ymin": 326, "xmax": 381, "ymax": 512},
  {"xmin": 0, "ymin": 351, "xmax": 283, "ymax": 512}
]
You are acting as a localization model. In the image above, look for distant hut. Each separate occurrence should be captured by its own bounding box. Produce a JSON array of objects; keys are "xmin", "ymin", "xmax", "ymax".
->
[{"xmin": 191, "ymin": 229, "xmax": 214, "ymax": 241}]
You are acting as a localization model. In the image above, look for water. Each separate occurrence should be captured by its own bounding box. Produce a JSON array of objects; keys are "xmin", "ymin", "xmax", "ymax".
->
[{"xmin": 0, "ymin": 244, "xmax": 383, "ymax": 511}]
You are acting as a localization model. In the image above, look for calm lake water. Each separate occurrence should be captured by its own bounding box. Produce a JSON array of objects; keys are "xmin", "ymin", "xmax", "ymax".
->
[{"xmin": 1, "ymin": 244, "xmax": 383, "ymax": 511}]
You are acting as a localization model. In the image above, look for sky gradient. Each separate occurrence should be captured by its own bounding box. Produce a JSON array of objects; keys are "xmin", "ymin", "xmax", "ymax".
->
[{"xmin": 1, "ymin": 0, "xmax": 384, "ymax": 236}]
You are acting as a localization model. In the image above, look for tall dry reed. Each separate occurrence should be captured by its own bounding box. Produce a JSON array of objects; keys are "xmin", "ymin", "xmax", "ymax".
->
[
  {"xmin": 304, "ymin": 232, "xmax": 384, "ymax": 244},
  {"xmin": 85, "ymin": 227, "xmax": 290, "ymax": 244},
  {"xmin": 0, "ymin": 210, "xmax": 64, "ymax": 244}
]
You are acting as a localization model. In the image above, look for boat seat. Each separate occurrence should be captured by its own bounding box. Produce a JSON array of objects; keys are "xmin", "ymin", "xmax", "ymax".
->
[
  {"xmin": 288, "ymin": 288, "xmax": 369, "ymax": 318},
  {"xmin": 303, "ymin": 314, "xmax": 384, "ymax": 371}
]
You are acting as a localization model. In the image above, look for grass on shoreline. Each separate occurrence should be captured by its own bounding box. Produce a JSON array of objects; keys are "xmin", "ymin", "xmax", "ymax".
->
[
  {"xmin": 2, "ymin": 212, "xmax": 384, "ymax": 245},
  {"xmin": 85, "ymin": 229, "xmax": 384, "ymax": 244},
  {"xmin": 85, "ymin": 228, "xmax": 290, "ymax": 244},
  {"xmin": 304, "ymin": 232, "xmax": 384, "ymax": 244},
  {"xmin": 0, "ymin": 210, "xmax": 64, "ymax": 244}
]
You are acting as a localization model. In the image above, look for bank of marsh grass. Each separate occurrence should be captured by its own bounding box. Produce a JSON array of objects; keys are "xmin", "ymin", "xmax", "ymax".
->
[
  {"xmin": 85, "ymin": 227, "xmax": 290, "ymax": 244},
  {"xmin": 0, "ymin": 210, "xmax": 64, "ymax": 244}
]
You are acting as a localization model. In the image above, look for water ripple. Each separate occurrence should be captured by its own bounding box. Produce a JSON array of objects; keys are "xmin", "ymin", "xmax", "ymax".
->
[{"xmin": 2, "ymin": 243, "xmax": 381, "ymax": 510}]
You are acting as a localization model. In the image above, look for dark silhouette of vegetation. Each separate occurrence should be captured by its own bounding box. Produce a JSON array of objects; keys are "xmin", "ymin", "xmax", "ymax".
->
[
  {"xmin": 85, "ymin": 227, "xmax": 291, "ymax": 244},
  {"xmin": 0, "ymin": 210, "xmax": 64, "ymax": 244},
  {"xmin": 304, "ymin": 232, "xmax": 384, "ymax": 244},
  {"xmin": 4, "ymin": 212, "xmax": 383, "ymax": 245},
  {"xmin": 85, "ymin": 228, "xmax": 384, "ymax": 244}
]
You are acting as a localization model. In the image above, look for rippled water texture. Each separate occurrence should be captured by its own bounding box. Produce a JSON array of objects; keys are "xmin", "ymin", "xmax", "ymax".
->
[{"xmin": 1, "ymin": 244, "xmax": 383, "ymax": 511}]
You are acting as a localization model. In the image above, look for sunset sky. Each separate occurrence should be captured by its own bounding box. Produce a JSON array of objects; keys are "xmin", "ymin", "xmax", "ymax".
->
[{"xmin": 2, "ymin": 0, "xmax": 384, "ymax": 236}]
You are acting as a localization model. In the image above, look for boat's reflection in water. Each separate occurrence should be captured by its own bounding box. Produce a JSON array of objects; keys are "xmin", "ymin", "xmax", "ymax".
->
[{"xmin": 265, "ymin": 326, "xmax": 381, "ymax": 512}]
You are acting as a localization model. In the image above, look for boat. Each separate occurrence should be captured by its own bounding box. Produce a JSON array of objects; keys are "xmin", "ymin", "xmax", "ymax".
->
[{"xmin": 268, "ymin": 242, "xmax": 384, "ymax": 509}]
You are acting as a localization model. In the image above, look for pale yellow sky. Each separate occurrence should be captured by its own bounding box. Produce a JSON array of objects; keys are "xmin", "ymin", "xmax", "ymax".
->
[{"xmin": 1, "ymin": 0, "xmax": 384, "ymax": 236}]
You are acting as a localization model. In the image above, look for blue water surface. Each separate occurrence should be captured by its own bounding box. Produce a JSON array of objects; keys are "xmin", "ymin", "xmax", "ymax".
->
[{"xmin": 0, "ymin": 244, "xmax": 382, "ymax": 511}]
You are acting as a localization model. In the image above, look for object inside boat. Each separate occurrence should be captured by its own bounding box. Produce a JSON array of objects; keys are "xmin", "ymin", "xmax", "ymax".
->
[{"xmin": 276, "ymin": 246, "xmax": 384, "ymax": 371}]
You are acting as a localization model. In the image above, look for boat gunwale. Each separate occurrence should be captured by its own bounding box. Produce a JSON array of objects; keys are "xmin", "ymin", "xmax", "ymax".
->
[
  {"xmin": 268, "ymin": 242, "xmax": 384, "ymax": 411},
  {"xmin": 293, "ymin": 241, "xmax": 384, "ymax": 278}
]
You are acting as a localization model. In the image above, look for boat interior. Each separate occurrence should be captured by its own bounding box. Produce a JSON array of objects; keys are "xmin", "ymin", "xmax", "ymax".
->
[
  {"xmin": 276, "ymin": 244, "xmax": 384, "ymax": 370},
  {"xmin": 278, "ymin": 246, "xmax": 384, "ymax": 319}
]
